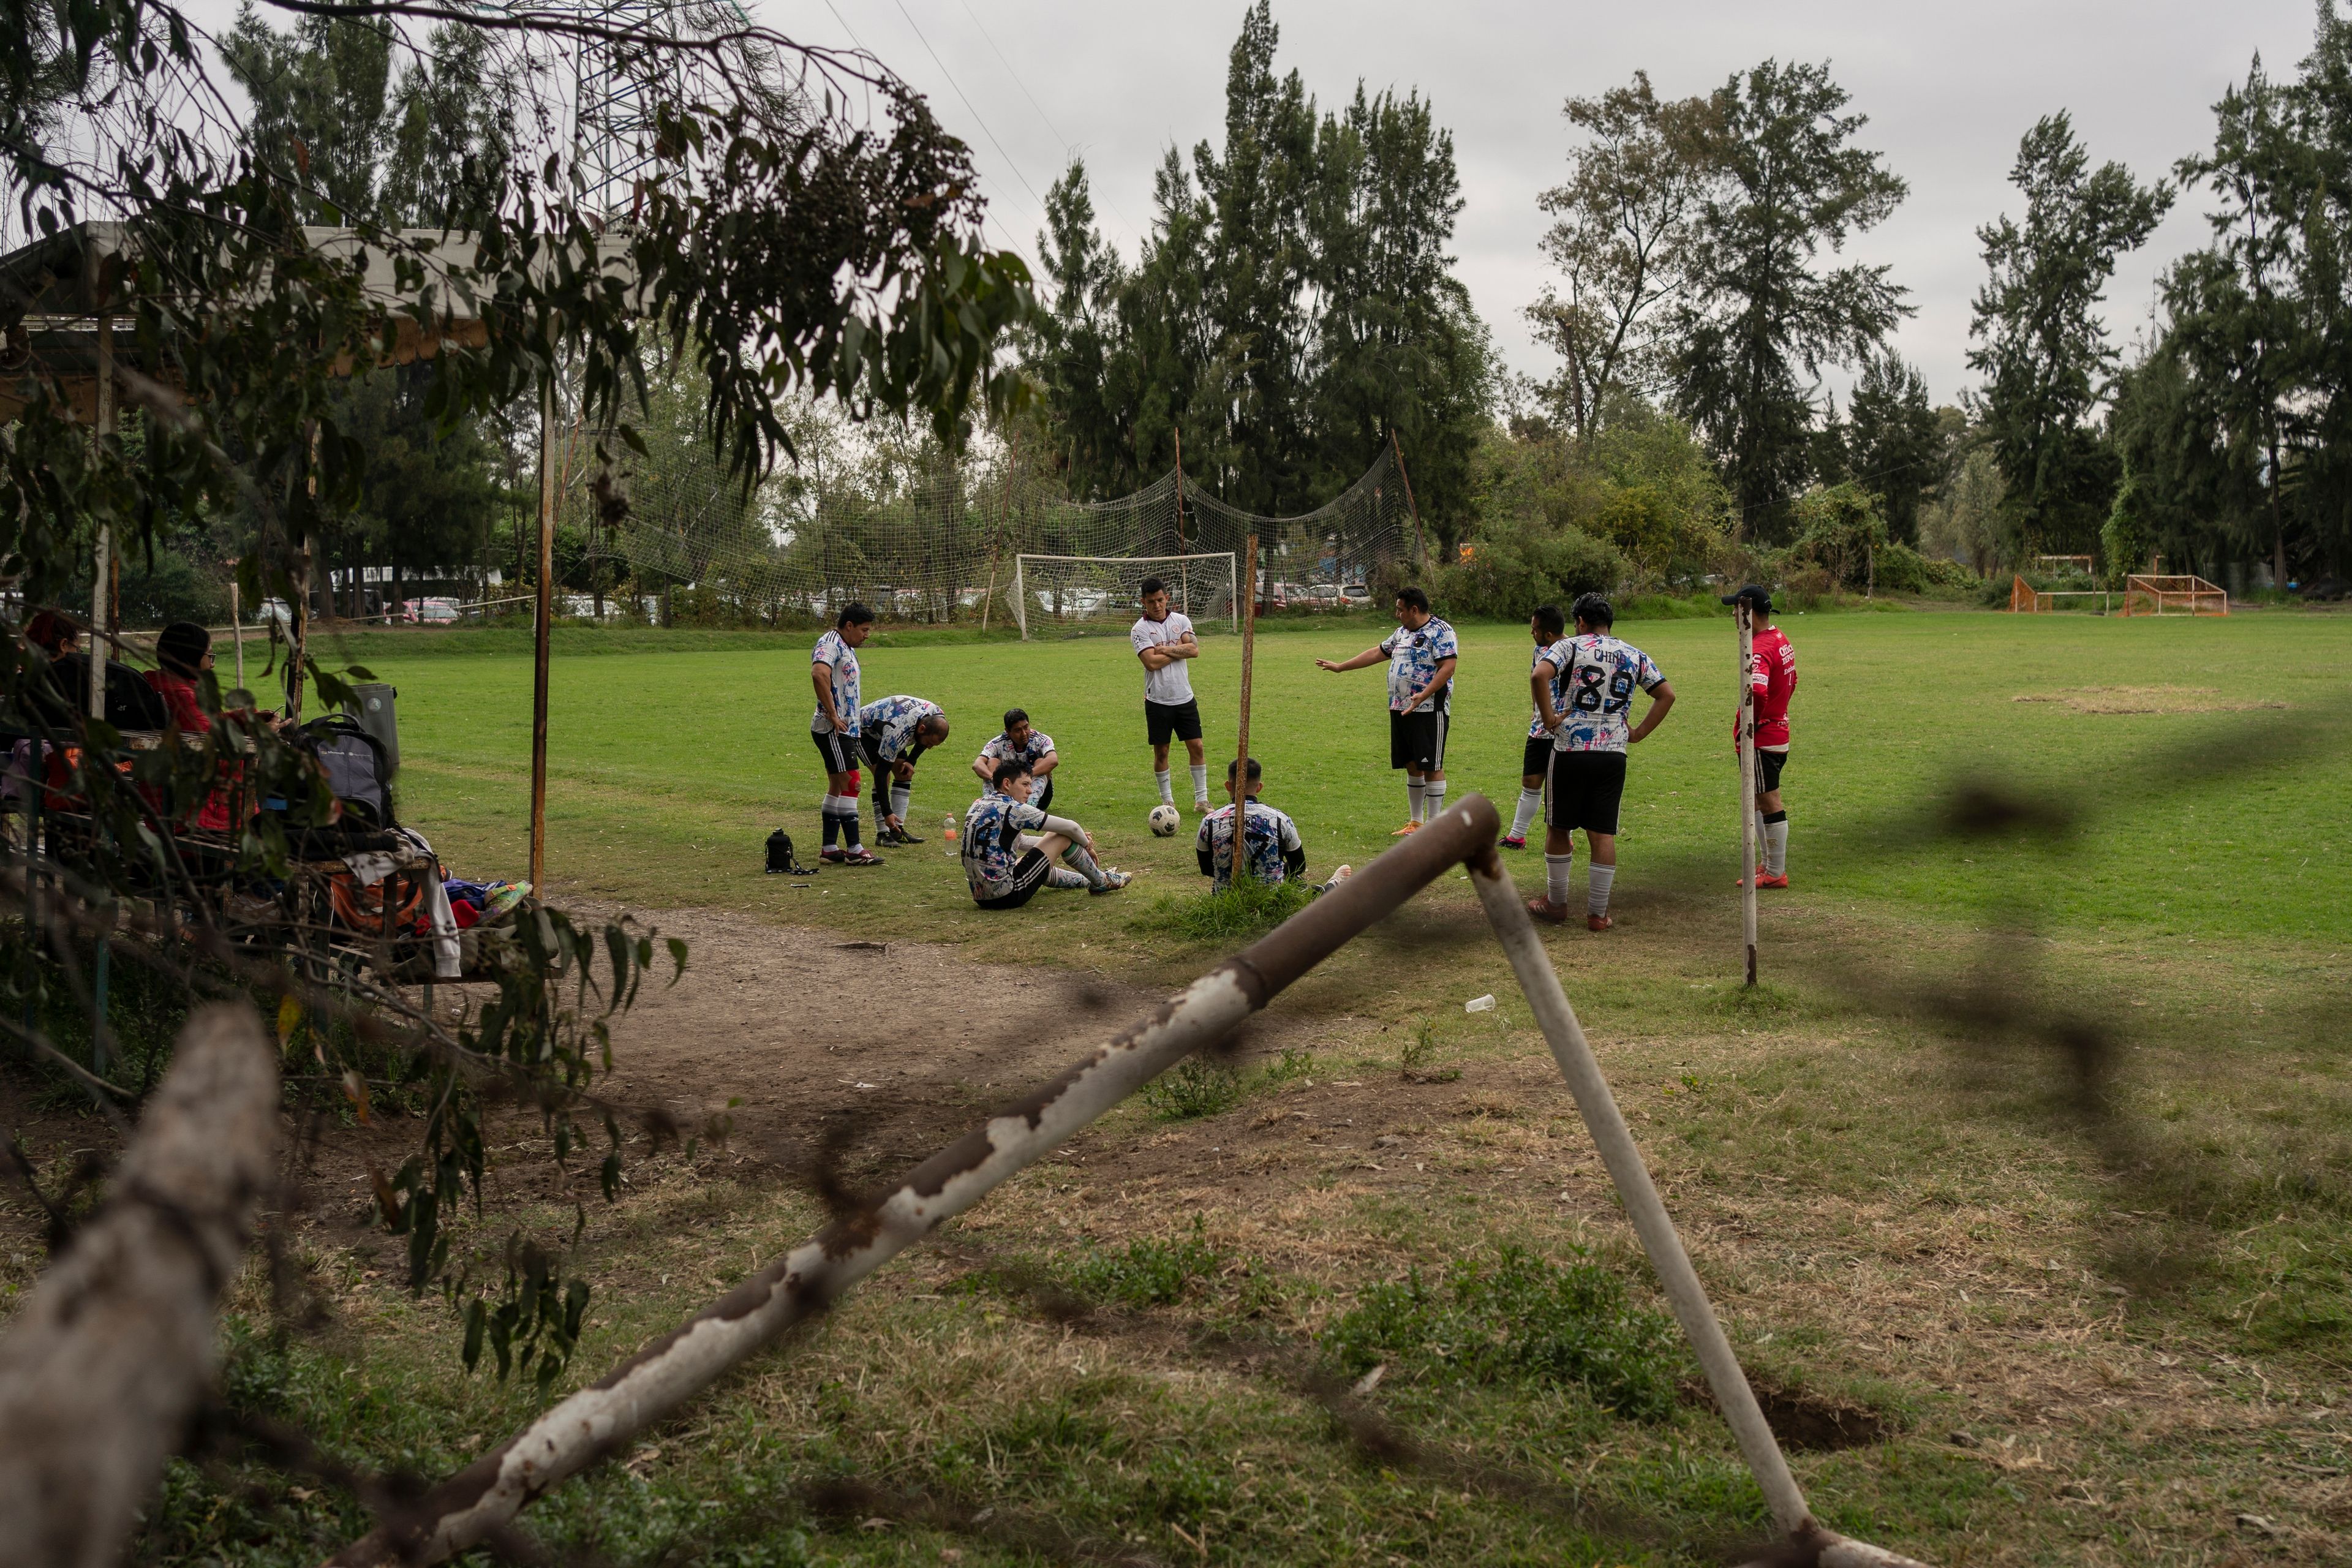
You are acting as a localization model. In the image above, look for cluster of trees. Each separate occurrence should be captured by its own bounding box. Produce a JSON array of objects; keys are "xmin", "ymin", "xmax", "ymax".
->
[{"xmin": 1027, "ymin": 1, "xmax": 1490, "ymax": 544}]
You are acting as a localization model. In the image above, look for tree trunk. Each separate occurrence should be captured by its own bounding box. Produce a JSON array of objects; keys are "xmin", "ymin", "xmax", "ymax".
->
[{"xmin": 0, "ymin": 1003, "xmax": 278, "ymax": 1568}]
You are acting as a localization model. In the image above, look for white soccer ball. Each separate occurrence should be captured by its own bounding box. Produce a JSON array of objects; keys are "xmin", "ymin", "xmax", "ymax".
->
[{"xmin": 1148, "ymin": 802, "xmax": 1182, "ymax": 837}]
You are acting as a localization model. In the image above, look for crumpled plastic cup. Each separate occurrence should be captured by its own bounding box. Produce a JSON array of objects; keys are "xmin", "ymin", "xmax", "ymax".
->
[{"xmin": 1464, "ymin": 994, "xmax": 1496, "ymax": 1013}]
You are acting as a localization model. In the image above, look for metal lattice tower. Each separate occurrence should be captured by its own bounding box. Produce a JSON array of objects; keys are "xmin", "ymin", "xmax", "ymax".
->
[{"xmin": 570, "ymin": 0, "xmax": 748, "ymax": 221}]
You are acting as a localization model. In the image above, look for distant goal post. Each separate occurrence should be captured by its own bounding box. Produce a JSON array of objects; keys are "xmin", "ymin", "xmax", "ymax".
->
[
  {"xmin": 1011, "ymin": 552, "xmax": 1239, "ymax": 641},
  {"xmin": 2120, "ymin": 573, "xmax": 2229, "ymax": 617}
]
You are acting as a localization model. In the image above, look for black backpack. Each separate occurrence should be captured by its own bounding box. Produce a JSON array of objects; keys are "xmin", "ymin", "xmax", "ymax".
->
[{"xmin": 765, "ymin": 829, "xmax": 812, "ymax": 875}]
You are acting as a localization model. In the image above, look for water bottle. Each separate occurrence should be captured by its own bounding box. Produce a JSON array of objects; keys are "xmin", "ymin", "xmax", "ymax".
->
[{"xmin": 941, "ymin": 813, "xmax": 959, "ymax": 856}]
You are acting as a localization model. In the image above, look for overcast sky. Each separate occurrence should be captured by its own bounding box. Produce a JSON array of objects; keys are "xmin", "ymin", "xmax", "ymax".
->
[{"xmin": 758, "ymin": 0, "xmax": 2327, "ymax": 410}]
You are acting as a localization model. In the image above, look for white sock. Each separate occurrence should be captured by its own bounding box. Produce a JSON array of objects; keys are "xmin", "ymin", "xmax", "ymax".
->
[
  {"xmin": 1406, "ymin": 777, "xmax": 1424, "ymax": 823},
  {"xmin": 1510, "ymin": 788, "xmax": 1542, "ymax": 840},
  {"xmin": 1588, "ymin": 862, "xmax": 1616, "ymax": 917},
  {"xmin": 1156, "ymin": 769, "xmax": 1174, "ymax": 804},
  {"xmin": 1189, "ymin": 763, "xmax": 1208, "ymax": 803},
  {"xmin": 1755, "ymin": 812, "xmax": 1768, "ymax": 864},
  {"xmin": 1060, "ymin": 839, "xmax": 1107, "ymax": 889},
  {"xmin": 890, "ymin": 785, "xmax": 911, "ymax": 820},
  {"xmin": 1765, "ymin": 816, "xmax": 1789, "ymax": 876},
  {"xmin": 821, "ymin": 793, "xmax": 840, "ymax": 815},
  {"xmin": 1545, "ymin": 853, "xmax": 1572, "ymax": 906},
  {"xmin": 1422, "ymin": 780, "xmax": 1446, "ymax": 821}
]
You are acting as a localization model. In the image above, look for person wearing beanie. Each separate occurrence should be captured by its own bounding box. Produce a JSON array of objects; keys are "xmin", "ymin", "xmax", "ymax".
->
[{"xmin": 146, "ymin": 620, "xmax": 233, "ymax": 829}]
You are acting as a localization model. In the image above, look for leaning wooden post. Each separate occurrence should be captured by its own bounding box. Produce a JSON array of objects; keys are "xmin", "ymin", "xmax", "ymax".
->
[
  {"xmin": 1228, "ymin": 533, "xmax": 1259, "ymax": 884},
  {"xmin": 88, "ymin": 311, "xmax": 112, "ymax": 720},
  {"xmin": 980, "ymin": 431, "xmax": 1016, "ymax": 634},
  {"xmin": 1390, "ymin": 429, "xmax": 1430, "ymax": 570},
  {"xmin": 529, "ymin": 352, "xmax": 556, "ymax": 891},
  {"xmin": 0, "ymin": 1003, "xmax": 279, "ymax": 1568},
  {"xmin": 1172, "ymin": 425, "xmax": 1192, "ymax": 617},
  {"xmin": 228, "ymin": 576, "xmax": 246, "ymax": 690},
  {"xmin": 1735, "ymin": 600, "xmax": 1758, "ymax": 987}
]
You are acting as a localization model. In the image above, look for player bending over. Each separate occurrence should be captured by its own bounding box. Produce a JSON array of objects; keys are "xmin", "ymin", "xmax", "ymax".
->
[
  {"xmin": 1315, "ymin": 586, "xmax": 1458, "ymax": 835},
  {"xmin": 1195, "ymin": 757, "xmax": 1352, "ymax": 897},
  {"xmin": 1131, "ymin": 577, "xmax": 1211, "ymax": 813},
  {"xmin": 962, "ymin": 760, "xmax": 1132, "ymax": 909},
  {"xmin": 809, "ymin": 602, "xmax": 880, "ymax": 865},
  {"xmin": 1504, "ymin": 603, "xmax": 1569, "ymax": 849},
  {"xmin": 858, "ymin": 695, "xmax": 948, "ymax": 846},
  {"xmin": 972, "ymin": 707, "xmax": 1058, "ymax": 811},
  {"xmin": 1722, "ymin": 584, "xmax": 1798, "ymax": 888},
  {"xmin": 1527, "ymin": 593, "xmax": 1675, "ymax": 930}
]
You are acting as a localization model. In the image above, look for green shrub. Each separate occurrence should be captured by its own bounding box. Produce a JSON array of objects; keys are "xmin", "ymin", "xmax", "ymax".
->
[
  {"xmin": 1136, "ymin": 876, "xmax": 1313, "ymax": 944},
  {"xmin": 1142, "ymin": 1057, "xmax": 1245, "ymax": 1121},
  {"xmin": 1871, "ymin": 540, "xmax": 1975, "ymax": 595},
  {"xmin": 1434, "ymin": 519, "xmax": 1624, "ymax": 619},
  {"xmin": 1322, "ymin": 1245, "xmax": 1681, "ymax": 1419}
]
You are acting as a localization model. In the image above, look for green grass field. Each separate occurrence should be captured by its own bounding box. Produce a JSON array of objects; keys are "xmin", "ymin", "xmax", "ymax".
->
[{"xmin": 123, "ymin": 606, "xmax": 2352, "ymax": 1566}]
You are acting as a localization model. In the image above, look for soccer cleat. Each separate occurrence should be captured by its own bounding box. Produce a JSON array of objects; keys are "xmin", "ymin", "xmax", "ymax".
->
[
  {"xmin": 880, "ymin": 824, "xmax": 925, "ymax": 845},
  {"xmin": 1390, "ymin": 821, "xmax": 1421, "ymax": 836},
  {"xmin": 1586, "ymin": 913, "xmax": 1613, "ymax": 933},
  {"xmin": 1090, "ymin": 868, "xmax": 1133, "ymax": 894},
  {"xmin": 1755, "ymin": 870, "xmax": 1789, "ymax": 889},
  {"xmin": 820, "ymin": 846, "xmax": 846, "ymax": 864},
  {"xmin": 1193, "ymin": 798, "xmax": 1212, "ymax": 815},
  {"xmin": 836, "ymin": 848, "xmax": 884, "ymax": 867},
  {"xmin": 1525, "ymin": 895, "xmax": 1570, "ymax": 924},
  {"xmin": 1499, "ymin": 834, "xmax": 1527, "ymax": 850}
]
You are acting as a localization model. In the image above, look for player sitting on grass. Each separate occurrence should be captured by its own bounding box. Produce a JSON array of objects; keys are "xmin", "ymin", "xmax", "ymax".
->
[
  {"xmin": 1195, "ymin": 757, "xmax": 1351, "ymax": 899},
  {"xmin": 1527, "ymin": 593, "xmax": 1675, "ymax": 931},
  {"xmin": 1504, "ymin": 603, "xmax": 1569, "ymax": 850},
  {"xmin": 859, "ymin": 695, "xmax": 948, "ymax": 846},
  {"xmin": 1314, "ymin": 585, "xmax": 1458, "ymax": 835},
  {"xmin": 962, "ymin": 760, "xmax": 1131, "ymax": 909},
  {"xmin": 971, "ymin": 707, "xmax": 1058, "ymax": 810}
]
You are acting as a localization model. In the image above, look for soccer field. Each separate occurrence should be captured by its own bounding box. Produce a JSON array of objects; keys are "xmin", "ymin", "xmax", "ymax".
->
[{"xmin": 360, "ymin": 607, "xmax": 2349, "ymax": 963}]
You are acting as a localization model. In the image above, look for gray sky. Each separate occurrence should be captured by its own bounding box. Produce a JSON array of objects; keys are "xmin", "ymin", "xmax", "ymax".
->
[{"xmin": 761, "ymin": 0, "xmax": 2327, "ymax": 410}]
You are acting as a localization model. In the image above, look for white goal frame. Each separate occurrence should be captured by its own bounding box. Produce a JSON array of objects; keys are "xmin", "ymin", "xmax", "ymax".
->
[{"xmin": 1011, "ymin": 551, "xmax": 1238, "ymax": 641}]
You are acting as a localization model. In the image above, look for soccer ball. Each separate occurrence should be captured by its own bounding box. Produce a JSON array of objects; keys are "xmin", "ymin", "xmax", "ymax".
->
[{"xmin": 1148, "ymin": 802, "xmax": 1182, "ymax": 837}]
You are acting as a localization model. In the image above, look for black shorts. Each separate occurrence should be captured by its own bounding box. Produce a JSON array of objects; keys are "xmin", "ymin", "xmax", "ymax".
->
[
  {"xmin": 1521, "ymin": 736, "xmax": 1553, "ymax": 780},
  {"xmin": 1755, "ymin": 748, "xmax": 1787, "ymax": 794},
  {"xmin": 1391, "ymin": 707, "xmax": 1450, "ymax": 771},
  {"xmin": 810, "ymin": 728, "xmax": 856, "ymax": 775},
  {"xmin": 1033, "ymin": 774, "xmax": 1054, "ymax": 813},
  {"xmin": 1146, "ymin": 698, "xmax": 1203, "ymax": 746},
  {"xmin": 974, "ymin": 848, "xmax": 1050, "ymax": 910},
  {"xmin": 1548, "ymin": 748, "xmax": 1628, "ymax": 835}
]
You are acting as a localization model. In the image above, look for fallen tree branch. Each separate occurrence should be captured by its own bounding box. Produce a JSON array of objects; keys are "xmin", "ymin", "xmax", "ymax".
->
[{"xmin": 0, "ymin": 1002, "xmax": 280, "ymax": 1568}]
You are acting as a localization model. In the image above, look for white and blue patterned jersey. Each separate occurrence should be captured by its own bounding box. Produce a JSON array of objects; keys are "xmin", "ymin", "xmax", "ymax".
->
[
  {"xmin": 1194, "ymin": 801, "xmax": 1305, "ymax": 892},
  {"xmin": 962, "ymin": 790, "xmax": 1049, "ymax": 900},
  {"xmin": 858, "ymin": 695, "xmax": 943, "ymax": 764},
  {"xmin": 978, "ymin": 728, "xmax": 1055, "ymax": 773},
  {"xmin": 1379, "ymin": 616, "xmax": 1458, "ymax": 714},
  {"xmin": 1538, "ymin": 633, "xmax": 1665, "ymax": 753},
  {"xmin": 1528, "ymin": 641, "xmax": 1568, "ymax": 739},
  {"xmin": 810, "ymin": 630, "xmax": 861, "ymax": 735}
]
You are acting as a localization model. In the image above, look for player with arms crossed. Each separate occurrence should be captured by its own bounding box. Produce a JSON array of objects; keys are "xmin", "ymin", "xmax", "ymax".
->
[
  {"xmin": 1315, "ymin": 586, "xmax": 1458, "ymax": 834},
  {"xmin": 1504, "ymin": 603, "xmax": 1569, "ymax": 849},
  {"xmin": 1722, "ymin": 584, "xmax": 1798, "ymax": 888},
  {"xmin": 1194, "ymin": 757, "xmax": 1351, "ymax": 897},
  {"xmin": 971, "ymin": 708, "xmax": 1058, "ymax": 811},
  {"xmin": 1131, "ymin": 578, "xmax": 1210, "ymax": 813},
  {"xmin": 809, "ymin": 603, "xmax": 880, "ymax": 865},
  {"xmin": 858, "ymin": 695, "xmax": 949, "ymax": 846},
  {"xmin": 1528, "ymin": 593, "xmax": 1675, "ymax": 929},
  {"xmin": 962, "ymin": 760, "xmax": 1131, "ymax": 909}
]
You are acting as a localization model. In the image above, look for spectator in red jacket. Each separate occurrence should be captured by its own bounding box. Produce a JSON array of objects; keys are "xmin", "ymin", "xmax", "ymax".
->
[{"xmin": 146, "ymin": 621, "xmax": 234, "ymax": 830}]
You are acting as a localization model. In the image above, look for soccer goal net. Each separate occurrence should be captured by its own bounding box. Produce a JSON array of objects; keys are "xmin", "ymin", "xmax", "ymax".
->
[
  {"xmin": 2120, "ymin": 573, "xmax": 2230, "ymax": 617},
  {"xmin": 1011, "ymin": 553, "xmax": 1238, "ymax": 639}
]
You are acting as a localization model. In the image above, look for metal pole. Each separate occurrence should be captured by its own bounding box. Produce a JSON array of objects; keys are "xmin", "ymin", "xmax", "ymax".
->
[
  {"xmin": 1466, "ymin": 850, "xmax": 1811, "ymax": 1537},
  {"xmin": 1229, "ymin": 534, "xmax": 1258, "ymax": 883},
  {"xmin": 530, "ymin": 371, "xmax": 555, "ymax": 891},
  {"xmin": 1390, "ymin": 429, "xmax": 1430, "ymax": 570},
  {"xmin": 1172, "ymin": 425, "xmax": 1191, "ymax": 617},
  {"xmin": 1736, "ymin": 603, "xmax": 1758, "ymax": 986},
  {"xmin": 981, "ymin": 432, "xmax": 1016, "ymax": 634},
  {"xmin": 229, "ymin": 579, "xmax": 246, "ymax": 689},
  {"xmin": 89, "ymin": 313, "xmax": 112, "ymax": 719}
]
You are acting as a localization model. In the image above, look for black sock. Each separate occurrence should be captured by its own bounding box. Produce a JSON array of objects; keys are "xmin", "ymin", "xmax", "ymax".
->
[
  {"xmin": 843, "ymin": 810, "xmax": 862, "ymax": 849},
  {"xmin": 821, "ymin": 801, "xmax": 840, "ymax": 848}
]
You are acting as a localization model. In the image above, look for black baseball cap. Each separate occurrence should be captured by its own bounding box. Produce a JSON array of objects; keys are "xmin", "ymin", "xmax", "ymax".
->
[{"xmin": 1720, "ymin": 584, "xmax": 1771, "ymax": 614}]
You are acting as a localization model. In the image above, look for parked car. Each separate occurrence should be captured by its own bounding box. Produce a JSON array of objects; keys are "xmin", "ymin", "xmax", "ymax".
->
[
  {"xmin": 401, "ymin": 597, "xmax": 462, "ymax": 624},
  {"xmin": 252, "ymin": 598, "xmax": 293, "ymax": 630}
]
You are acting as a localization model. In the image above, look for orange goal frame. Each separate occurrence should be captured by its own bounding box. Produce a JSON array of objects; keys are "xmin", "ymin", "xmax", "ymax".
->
[{"xmin": 2119, "ymin": 573, "xmax": 2228, "ymax": 616}]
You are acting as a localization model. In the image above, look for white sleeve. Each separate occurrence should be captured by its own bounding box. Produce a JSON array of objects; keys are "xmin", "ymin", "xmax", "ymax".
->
[
  {"xmin": 1039, "ymin": 813, "xmax": 1086, "ymax": 839},
  {"xmin": 1130, "ymin": 622, "xmax": 1153, "ymax": 655},
  {"xmin": 1279, "ymin": 814, "xmax": 1302, "ymax": 853}
]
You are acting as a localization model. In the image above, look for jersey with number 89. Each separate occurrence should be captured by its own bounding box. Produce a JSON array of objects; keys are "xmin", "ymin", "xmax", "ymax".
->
[{"xmin": 1539, "ymin": 633, "xmax": 1665, "ymax": 753}]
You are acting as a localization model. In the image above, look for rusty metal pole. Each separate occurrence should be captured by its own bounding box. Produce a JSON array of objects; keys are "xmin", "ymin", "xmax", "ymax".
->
[
  {"xmin": 529, "ymin": 363, "xmax": 555, "ymax": 891},
  {"xmin": 321, "ymin": 801, "xmax": 1502, "ymax": 1568},
  {"xmin": 1228, "ymin": 533, "xmax": 1258, "ymax": 884},
  {"xmin": 1736, "ymin": 602, "xmax": 1758, "ymax": 986}
]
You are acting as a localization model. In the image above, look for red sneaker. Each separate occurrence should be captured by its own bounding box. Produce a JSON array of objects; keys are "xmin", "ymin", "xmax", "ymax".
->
[
  {"xmin": 1526, "ymin": 895, "xmax": 1570, "ymax": 924},
  {"xmin": 1587, "ymin": 913, "xmax": 1613, "ymax": 933},
  {"xmin": 1390, "ymin": 821, "xmax": 1421, "ymax": 837},
  {"xmin": 1499, "ymin": 834, "xmax": 1527, "ymax": 850},
  {"xmin": 1755, "ymin": 870, "xmax": 1789, "ymax": 889}
]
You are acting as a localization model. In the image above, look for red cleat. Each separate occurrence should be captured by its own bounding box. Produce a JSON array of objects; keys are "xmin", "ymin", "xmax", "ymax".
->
[
  {"xmin": 1755, "ymin": 870, "xmax": 1789, "ymax": 889},
  {"xmin": 1526, "ymin": 895, "xmax": 1570, "ymax": 924},
  {"xmin": 1586, "ymin": 913, "xmax": 1613, "ymax": 933},
  {"xmin": 1499, "ymin": 834, "xmax": 1528, "ymax": 850}
]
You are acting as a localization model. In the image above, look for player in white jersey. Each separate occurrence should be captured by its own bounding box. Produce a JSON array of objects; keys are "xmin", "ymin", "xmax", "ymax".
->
[
  {"xmin": 808, "ymin": 602, "xmax": 880, "ymax": 865},
  {"xmin": 1316, "ymin": 585, "xmax": 1458, "ymax": 834},
  {"xmin": 1131, "ymin": 577, "xmax": 1210, "ymax": 812},
  {"xmin": 971, "ymin": 707, "xmax": 1058, "ymax": 811},
  {"xmin": 1194, "ymin": 757, "xmax": 1351, "ymax": 897},
  {"xmin": 962, "ymin": 759, "xmax": 1131, "ymax": 908},
  {"xmin": 857, "ymin": 695, "xmax": 948, "ymax": 845},
  {"xmin": 1527, "ymin": 594, "xmax": 1675, "ymax": 930},
  {"xmin": 1504, "ymin": 603, "xmax": 1569, "ymax": 849}
]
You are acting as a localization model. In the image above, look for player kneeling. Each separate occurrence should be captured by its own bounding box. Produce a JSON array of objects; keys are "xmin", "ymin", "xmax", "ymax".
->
[
  {"xmin": 1196, "ymin": 758, "xmax": 1351, "ymax": 899},
  {"xmin": 963, "ymin": 760, "xmax": 1132, "ymax": 909}
]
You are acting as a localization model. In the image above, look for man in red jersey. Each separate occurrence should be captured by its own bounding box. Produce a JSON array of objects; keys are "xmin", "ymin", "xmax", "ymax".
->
[{"xmin": 1723, "ymin": 585, "xmax": 1797, "ymax": 888}]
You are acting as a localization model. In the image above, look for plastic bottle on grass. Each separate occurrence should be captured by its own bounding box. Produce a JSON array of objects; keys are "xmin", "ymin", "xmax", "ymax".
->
[{"xmin": 941, "ymin": 814, "xmax": 959, "ymax": 855}]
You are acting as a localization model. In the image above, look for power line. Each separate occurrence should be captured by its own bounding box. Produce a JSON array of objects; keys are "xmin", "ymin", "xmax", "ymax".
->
[
  {"xmin": 952, "ymin": 0, "xmax": 1144, "ymax": 251},
  {"xmin": 886, "ymin": 0, "xmax": 1049, "ymax": 235}
]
